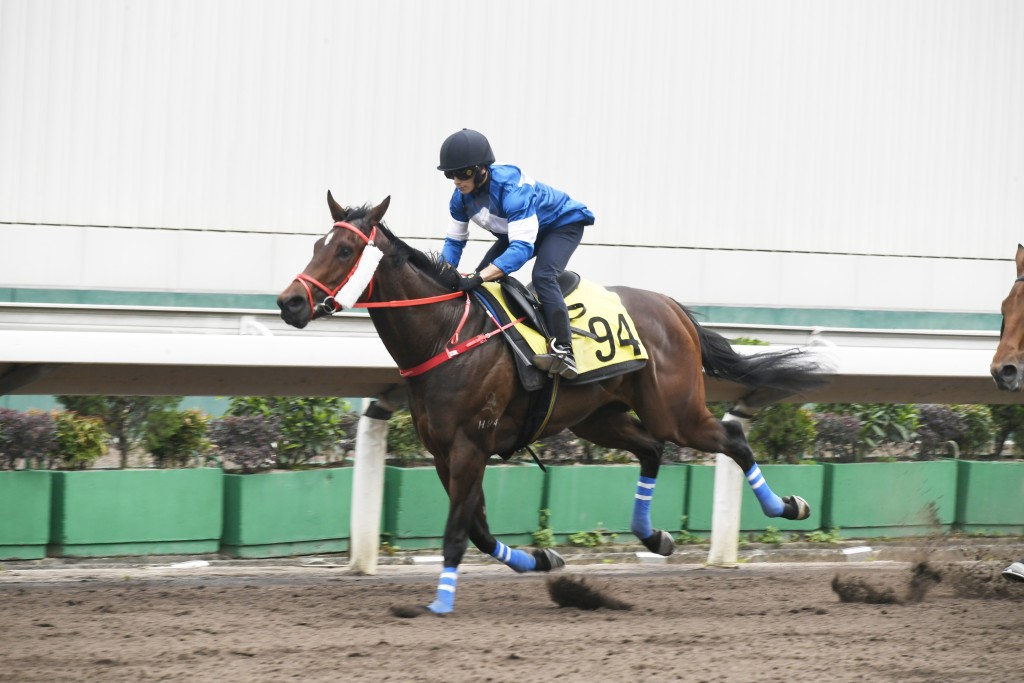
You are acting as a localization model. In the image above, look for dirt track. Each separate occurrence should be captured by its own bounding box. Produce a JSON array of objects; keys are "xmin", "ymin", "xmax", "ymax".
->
[{"xmin": 1, "ymin": 560, "xmax": 1022, "ymax": 683}]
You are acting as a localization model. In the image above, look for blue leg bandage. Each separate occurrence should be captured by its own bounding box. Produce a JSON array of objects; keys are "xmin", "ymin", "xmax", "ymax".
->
[
  {"xmin": 631, "ymin": 476, "xmax": 656, "ymax": 539},
  {"xmin": 427, "ymin": 567, "xmax": 458, "ymax": 614},
  {"xmin": 491, "ymin": 541, "xmax": 537, "ymax": 573},
  {"xmin": 745, "ymin": 464, "xmax": 785, "ymax": 517}
]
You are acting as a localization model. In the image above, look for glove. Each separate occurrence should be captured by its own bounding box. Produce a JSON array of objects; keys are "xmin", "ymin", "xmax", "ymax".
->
[{"xmin": 456, "ymin": 273, "xmax": 484, "ymax": 291}]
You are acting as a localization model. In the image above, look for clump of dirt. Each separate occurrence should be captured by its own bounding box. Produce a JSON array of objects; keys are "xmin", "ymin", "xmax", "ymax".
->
[
  {"xmin": 389, "ymin": 604, "xmax": 429, "ymax": 618},
  {"xmin": 945, "ymin": 562, "xmax": 1024, "ymax": 601},
  {"xmin": 547, "ymin": 575, "xmax": 632, "ymax": 611},
  {"xmin": 905, "ymin": 561, "xmax": 943, "ymax": 602},
  {"xmin": 832, "ymin": 561, "xmax": 942, "ymax": 605},
  {"xmin": 831, "ymin": 575, "xmax": 902, "ymax": 604}
]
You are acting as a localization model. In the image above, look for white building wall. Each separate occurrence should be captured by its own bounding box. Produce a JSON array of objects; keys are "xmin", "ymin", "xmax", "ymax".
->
[{"xmin": 1, "ymin": 0, "xmax": 1021, "ymax": 314}]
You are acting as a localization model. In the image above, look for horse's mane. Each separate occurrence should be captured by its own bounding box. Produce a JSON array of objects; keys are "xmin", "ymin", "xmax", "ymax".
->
[{"xmin": 346, "ymin": 205, "xmax": 461, "ymax": 290}]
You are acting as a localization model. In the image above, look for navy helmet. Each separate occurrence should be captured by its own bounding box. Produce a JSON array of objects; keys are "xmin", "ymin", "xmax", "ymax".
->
[{"xmin": 437, "ymin": 129, "xmax": 495, "ymax": 171}]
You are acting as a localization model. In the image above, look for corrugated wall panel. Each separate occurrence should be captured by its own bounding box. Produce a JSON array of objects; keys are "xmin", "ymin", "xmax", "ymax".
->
[{"xmin": 1, "ymin": 0, "xmax": 1021, "ymax": 259}]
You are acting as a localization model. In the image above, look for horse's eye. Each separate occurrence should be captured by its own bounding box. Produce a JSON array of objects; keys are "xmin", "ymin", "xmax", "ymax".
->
[{"xmin": 337, "ymin": 246, "xmax": 353, "ymax": 260}]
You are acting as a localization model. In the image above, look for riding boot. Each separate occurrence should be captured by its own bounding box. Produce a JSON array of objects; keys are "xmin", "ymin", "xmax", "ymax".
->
[
  {"xmin": 533, "ymin": 299, "xmax": 577, "ymax": 379},
  {"xmin": 533, "ymin": 339, "xmax": 578, "ymax": 380}
]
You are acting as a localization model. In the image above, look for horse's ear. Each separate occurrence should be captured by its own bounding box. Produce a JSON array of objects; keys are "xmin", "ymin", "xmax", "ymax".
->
[
  {"xmin": 1015, "ymin": 244, "xmax": 1024, "ymax": 277},
  {"xmin": 369, "ymin": 196, "xmax": 391, "ymax": 225},
  {"xmin": 327, "ymin": 190, "xmax": 347, "ymax": 223}
]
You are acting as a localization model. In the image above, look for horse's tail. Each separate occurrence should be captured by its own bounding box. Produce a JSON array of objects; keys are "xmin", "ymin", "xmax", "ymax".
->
[{"xmin": 675, "ymin": 302, "xmax": 827, "ymax": 398}]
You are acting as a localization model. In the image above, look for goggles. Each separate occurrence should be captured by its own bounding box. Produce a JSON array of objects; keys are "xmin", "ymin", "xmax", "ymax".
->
[{"xmin": 444, "ymin": 166, "xmax": 476, "ymax": 180}]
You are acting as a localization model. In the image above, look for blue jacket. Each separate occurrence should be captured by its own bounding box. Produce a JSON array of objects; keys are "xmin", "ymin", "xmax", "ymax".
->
[{"xmin": 441, "ymin": 164, "xmax": 594, "ymax": 274}]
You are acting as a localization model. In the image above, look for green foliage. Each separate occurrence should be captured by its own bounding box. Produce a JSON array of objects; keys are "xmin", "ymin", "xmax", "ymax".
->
[
  {"xmin": 568, "ymin": 528, "xmax": 617, "ymax": 547},
  {"xmin": 752, "ymin": 526, "xmax": 783, "ymax": 544},
  {"xmin": 990, "ymin": 404, "xmax": 1024, "ymax": 457},
  {"xmin": 52, "ymin": 411, "xmax": 108, "ymax": 470},
  {"xmin": 950, "ymin": 404, "xmax": 994, "ymax": 456},
  {"xmin": 226, "ymin": 397, "xmax": 353, "ymax": 467},
  {"xmin": 0, "ymin": 409, "xmax": 57, "ymax": 470},
  {"xmin": 915, "ymin": 405, "xmax": 965, "ymax": 458},
  {"xmin": 749, "ymin": 404, "xmax": 817, "ymax": 463},
  {"xmin": 817, "ymin": 403, "xmax": 919, "ymax": 457},
  {"xmin": 532, "ymin": 509, "xmax": 556, "ymax": 549},
  {"xmin": 385, "ymin": 409, "xmax": 429, "ymax": 462},
  {"xmin": 57, "ymin": 396, "xmax": 182, "ymax": 468},
  {"xmin": 812, "ymin": 412, "xmax": 861, "ymax": 462},
  {"xmin": 674, "ymin": 529, "xmax": 700, "ymax": 545},
  {"xmin": 804, "ymin": 528, "xmax": 841, "ymax": 544},
  {"xmin": 730, "ymin": 337, "xmax": 770, "ymax": 346},
  {"xmin": 209, "ymin": 414, "xmax": 278, "ymax": 472},
  {"xmin": 145, "ymin": 409, "xmax": 212, "ymax": 468}
]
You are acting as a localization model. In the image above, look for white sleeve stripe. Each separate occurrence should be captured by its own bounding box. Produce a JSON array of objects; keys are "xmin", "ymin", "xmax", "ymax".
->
[
  {"xmin": 446, "ymin": 218, "xmax": 470, "ymax": 241},
  {"xmin": 507, "ymin": 215, "xmax": 539, "ymax": 244}
]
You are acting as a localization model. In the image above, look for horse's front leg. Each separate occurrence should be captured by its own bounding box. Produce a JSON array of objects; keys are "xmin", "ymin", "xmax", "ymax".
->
[
  {"xmin": 466, "ymin": 498, "xmax": 566, "ymax": 575},
  {"xmin": 425, "ymin": 440, "xmax": 484, "ymax": 615},
  {"xmin": 427, "ymin": 442, "xmax": 565, "ymax": 615}
]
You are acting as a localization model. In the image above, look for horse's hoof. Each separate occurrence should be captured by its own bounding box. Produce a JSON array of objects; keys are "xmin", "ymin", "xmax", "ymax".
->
[
  {"xmin": 532, "ymin": 548, "xmax": 566, "ymax": 572},
  {"xmin": 641, "ymin": 529, "xmax": 675, "ymax": 557},
  {"xmin": 782, "ymin": 495, "xmax": 811, "ymax": 521}
]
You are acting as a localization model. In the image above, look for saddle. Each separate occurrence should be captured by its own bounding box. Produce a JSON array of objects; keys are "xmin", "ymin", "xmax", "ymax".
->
[
  {"xmin": 472, "ymin": 272, "xmax": 648, "ymax": 391},
  {"xmin": 498, "ymin": 271, "xmax": 581, "ymax": 340}
]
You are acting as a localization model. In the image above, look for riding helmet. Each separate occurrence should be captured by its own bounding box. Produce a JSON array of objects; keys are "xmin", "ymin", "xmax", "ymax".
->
[{"xmin": 437, "ymin": 129, "xmax": 495, "ymax": 171}]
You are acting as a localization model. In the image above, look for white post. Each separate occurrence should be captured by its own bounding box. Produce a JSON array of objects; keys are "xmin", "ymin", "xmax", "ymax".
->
[
  {"xmin": 347, "ymin": 399, "xmax": 393, "ymax": 575},
  {"xmin": 706, "ymin": 412, "xmax": 751, "ymax": 568}
]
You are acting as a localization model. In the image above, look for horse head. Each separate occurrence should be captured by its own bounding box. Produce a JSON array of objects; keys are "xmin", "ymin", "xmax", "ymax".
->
[
  {"xmin": 277, "ymin": 192, "xmax": 391, "ymax": 328},
  {"xmin": 991, "ymin": 244, "xmax": 1024, "ymax": 391}
]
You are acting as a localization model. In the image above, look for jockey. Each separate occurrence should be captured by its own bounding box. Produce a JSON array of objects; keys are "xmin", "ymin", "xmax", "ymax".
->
[{"xmin": 437, "ymin": 128, "xmax": 595, "ymax": 380}]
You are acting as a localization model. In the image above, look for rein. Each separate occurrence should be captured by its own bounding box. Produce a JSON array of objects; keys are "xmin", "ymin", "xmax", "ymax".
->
[
  {"xmin": 293, "ymin": 221, "xmax": 463, "ymax": 316},
  {"xmin": 399, "ymin": 297, "xmax": 524, "ymax": 378},
  {"xmin": 293, "ymin": 220, "xmax": 519, "ymax": 377}
]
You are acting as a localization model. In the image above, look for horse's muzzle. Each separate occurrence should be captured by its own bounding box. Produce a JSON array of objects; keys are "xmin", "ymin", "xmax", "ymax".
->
[
  {"xmin": 991, "ymin": 362, "xmax": 1023, "ymax": 391},
  {"xmin": 277, "ymin": 293, "xmax": 311, "ymax": 329}
]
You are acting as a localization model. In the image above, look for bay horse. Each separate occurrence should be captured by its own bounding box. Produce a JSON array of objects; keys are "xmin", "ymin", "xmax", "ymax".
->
[
  {"xmin": 991, "ymin": 244, "xmax": 1024, "ymax": 391},
  {"xmin": 277, "ymin": 193, "xmax": 825, "ymax": 615}
]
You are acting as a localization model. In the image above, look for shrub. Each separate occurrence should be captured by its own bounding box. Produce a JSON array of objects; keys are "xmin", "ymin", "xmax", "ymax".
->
[
  {"xmin": 385, "ymin": 409, "xmax": 430, "ymax": 463},
  {"xmin": 817, "ymin": 403, "xmax": 919, "ymax": 457},
  {"xmin": 209, "ymin": 414, "xmax": 278, "ymax": 472},
  {"xmin": 226, "ymin": 397, "xmax": 352, "ymax": 467},
  {"xmin": 812, "ymin": 412, "xmax": 861, "ymax": 462},
  {"xmin": 990, "ymin": 404, "xmax": 1024, "ymax": 457},
  {"xmin": 748, "ymin": 404, "xmax": 817, "ymax": 463},
  {"xmin": 52, "ymin": 411, "xmax": 108, "ymax": 470},
  {"xmin": 145, "ymin": 409, "xmax": 212, "ymax": 468},
  {"xmin": 950, "ymin": 404, "xmax": 994, "ymax": 456},
  {"xmin": 57, "ymin": 396, "xmax": 182, "ymax": 468},
  {"xmin": 916, "ymin": 405, "xmax": 965, "ymax": 458},
  {"xmin": 0, "ymin": 409, "xmax": 57, "ymax": 470}
]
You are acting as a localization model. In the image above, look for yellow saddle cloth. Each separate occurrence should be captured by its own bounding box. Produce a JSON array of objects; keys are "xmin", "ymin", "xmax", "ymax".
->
[{"xmin": 479, "ymin": 277, "xmax": 649, "ymax": 385}]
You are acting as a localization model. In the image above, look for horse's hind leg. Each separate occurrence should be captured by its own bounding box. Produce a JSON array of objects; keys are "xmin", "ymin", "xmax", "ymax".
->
[
  {"xmin": 570, "ymin": 407, "xmax": 676, "ymax": 556},
  {"xmin": 686, "ymin": 413, "xmax": 810, "ymax": 521}
]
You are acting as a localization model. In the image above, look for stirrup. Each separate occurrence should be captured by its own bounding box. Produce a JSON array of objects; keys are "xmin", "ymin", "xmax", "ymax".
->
[{"xmin": 532, "ymin": 341, "xmax": 578, "ymax": 380}]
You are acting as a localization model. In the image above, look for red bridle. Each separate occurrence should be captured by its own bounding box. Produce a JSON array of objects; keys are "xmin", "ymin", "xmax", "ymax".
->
[
  {"xmin": 293, "ymin": 221, "xmax": 376, "ymax": 316},
  {"xmin": 291, "ymin": 220, "xmax": 522, "ymax": 377},
  {"xmin": 292, "ymin": 221, "xmax": 463, "ymax": 316}
]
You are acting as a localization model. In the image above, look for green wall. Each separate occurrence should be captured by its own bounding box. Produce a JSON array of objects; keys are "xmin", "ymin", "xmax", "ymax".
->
[{"xmin": 49, "ymin": 468, "xmax": 223, "ymax": 556}]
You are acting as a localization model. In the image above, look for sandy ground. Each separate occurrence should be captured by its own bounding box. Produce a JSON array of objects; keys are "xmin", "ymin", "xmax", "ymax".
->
[{"xmin": 1, "ymin": 558, "xmax": 1022, "ymax": 683}]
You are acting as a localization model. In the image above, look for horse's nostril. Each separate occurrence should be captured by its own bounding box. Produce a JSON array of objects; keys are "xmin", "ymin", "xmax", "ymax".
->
[
  {"xmin": 279, "ymin": 295, "xmax": 304, "ymax": 313},
  {"xmin": 1000, "ymin": 365, "xmax": 1019, "ymax": 381}
]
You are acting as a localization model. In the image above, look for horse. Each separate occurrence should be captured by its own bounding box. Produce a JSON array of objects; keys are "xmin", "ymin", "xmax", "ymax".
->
[
  {"xmin": 277, "ymin": 193, "xmax": 826, "ymax": 615},
  {"xmin": 991, "ymin": 244, "xmax": 1024, "ymax": 391}
]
